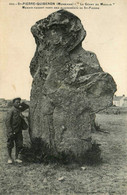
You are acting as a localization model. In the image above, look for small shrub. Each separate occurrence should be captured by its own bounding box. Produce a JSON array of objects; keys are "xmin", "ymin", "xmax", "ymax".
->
[
  {"xmin": 21, "ymin": 138, "xmax": 102, "ymax": 165},
  {"xmin": 84, "ymin": 141, "xmax": 102, "ymax": 165}
]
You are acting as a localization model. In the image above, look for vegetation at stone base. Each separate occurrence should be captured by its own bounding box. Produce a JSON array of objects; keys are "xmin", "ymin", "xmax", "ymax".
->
[{"xmin": 21, "ymin": 138, "xmax": 102, "ymax": 165}]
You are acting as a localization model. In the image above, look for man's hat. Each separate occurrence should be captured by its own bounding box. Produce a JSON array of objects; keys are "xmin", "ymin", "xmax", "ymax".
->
[{"xmin": 12, "ymin": 97, "xmax": 21, "ymax": 103}]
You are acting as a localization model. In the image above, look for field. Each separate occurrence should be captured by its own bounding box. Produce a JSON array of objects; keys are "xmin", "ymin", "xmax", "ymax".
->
[{"xmin": 0, "ymin": 110, "xmax": 127, "ymax": 195}]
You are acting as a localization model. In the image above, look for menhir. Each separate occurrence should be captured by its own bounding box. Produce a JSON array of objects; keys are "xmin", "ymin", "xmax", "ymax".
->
[{"xmin": 29, "ymin": 10, "xmax": 116, "ymax": 158}]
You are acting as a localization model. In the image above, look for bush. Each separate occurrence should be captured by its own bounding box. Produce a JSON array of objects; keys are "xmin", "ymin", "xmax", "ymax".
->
[{"xmin": 21, "ymin": 138, "xmax": 102, "ymax": 165}]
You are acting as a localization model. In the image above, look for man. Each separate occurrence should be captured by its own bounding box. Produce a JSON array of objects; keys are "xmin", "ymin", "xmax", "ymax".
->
[{"xmin": 5, "ymin": 97, "xmax": 29, "ymax": 164}]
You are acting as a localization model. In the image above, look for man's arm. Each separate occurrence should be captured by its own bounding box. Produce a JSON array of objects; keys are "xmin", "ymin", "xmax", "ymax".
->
[
  {"xmin": 19, "ymin": 102, "xmax": 29, "ymax": 112},
  {"xmin": 5, "ymin": 109, "xmax": 13, "ymax": 137}
]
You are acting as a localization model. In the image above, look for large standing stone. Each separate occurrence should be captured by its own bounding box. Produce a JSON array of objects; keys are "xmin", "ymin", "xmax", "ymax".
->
[{"xmin": 29, "ymin": 10, "xmax": 116, "ymax": 157}]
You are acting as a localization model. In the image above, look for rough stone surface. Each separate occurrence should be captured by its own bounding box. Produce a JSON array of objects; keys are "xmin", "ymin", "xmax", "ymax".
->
[{"xmin": 29, "ymin": 10, "xmax": 116, "ymax": 157}]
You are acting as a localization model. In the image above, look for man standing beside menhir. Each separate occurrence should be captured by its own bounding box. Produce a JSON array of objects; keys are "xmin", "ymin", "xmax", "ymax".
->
[{"xmin": 5, "ymin": 97, "xmax": 29, "ymax": 164}]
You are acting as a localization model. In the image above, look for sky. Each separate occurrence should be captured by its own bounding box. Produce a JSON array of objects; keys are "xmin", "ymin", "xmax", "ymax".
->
[{"xmin": 0, "ymin": 0, "xmax": 127, "ymax": 100}]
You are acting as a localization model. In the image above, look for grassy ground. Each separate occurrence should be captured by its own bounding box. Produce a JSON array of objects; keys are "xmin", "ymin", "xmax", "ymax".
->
[{"xmin": 0, "ymin": 110, "xmax": 127, "ymax": 195}]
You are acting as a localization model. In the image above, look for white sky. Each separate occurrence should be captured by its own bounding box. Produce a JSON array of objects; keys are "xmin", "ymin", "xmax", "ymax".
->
[{"xmin": 0, "ymin": 0, "xmax": 127, "ymax": 100}]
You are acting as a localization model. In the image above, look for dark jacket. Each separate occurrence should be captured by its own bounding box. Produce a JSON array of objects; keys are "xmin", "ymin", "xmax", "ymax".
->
[{"xmin": 5, "ymin": 107, "xmax": 22, "ymax": 137}]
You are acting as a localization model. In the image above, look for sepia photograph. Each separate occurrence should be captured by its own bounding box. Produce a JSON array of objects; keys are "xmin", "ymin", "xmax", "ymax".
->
[{"xmin": 0, "ymin": 0, "xmax": 127, "ymax": 194}]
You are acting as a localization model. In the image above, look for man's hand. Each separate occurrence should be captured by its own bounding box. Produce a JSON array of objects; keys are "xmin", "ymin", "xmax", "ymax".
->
[
  {"xmin": 19, "ymin": 102, "xmax": 29, "ymax": 112},
  {"xmin": 7, "ymin": 132, "xmax": 14, "ymax": 139}
]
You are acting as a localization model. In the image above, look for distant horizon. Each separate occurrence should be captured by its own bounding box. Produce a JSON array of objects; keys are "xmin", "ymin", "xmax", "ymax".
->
[{"xmin": 0, "ymin": 92, "xmax": 127, "ymax": 101}]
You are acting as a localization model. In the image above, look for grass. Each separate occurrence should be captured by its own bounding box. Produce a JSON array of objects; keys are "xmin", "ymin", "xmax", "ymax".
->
[{"xmin": 0, "ymin": 111, "xmax": 127, "ymax": 195}]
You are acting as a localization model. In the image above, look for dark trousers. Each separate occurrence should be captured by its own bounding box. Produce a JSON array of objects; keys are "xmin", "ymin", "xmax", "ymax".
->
[{"xmin": 7, "ymin": 132, "xmax": 23, "ymax": 157}]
